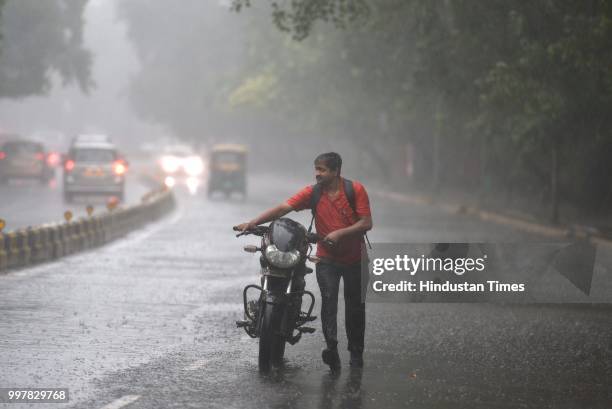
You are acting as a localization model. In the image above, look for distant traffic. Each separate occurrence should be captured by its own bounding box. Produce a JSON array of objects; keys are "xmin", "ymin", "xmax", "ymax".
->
[{"xmin": 0, "ymin": 130, "xmax": 248, "ymax": 203}]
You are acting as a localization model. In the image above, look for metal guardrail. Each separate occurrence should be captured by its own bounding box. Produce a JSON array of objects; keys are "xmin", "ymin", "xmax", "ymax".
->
[{"xmin": 0, "ymin": 187, "xmax": 176, "ymax": 273}]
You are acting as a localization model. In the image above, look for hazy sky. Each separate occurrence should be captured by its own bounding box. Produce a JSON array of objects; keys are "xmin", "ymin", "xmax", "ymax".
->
[{"xmin": 0, "ymin": 0, "xmax": 166, "ymax": 148}]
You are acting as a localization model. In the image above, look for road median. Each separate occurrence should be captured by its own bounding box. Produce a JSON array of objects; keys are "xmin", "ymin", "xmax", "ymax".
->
[{"xmin": 0, "ymin": 187, "xmax": 175, "ymax": 274}]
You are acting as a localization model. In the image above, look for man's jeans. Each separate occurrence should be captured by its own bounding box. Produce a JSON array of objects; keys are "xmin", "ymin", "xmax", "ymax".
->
[{"xmin": 316, "ymin": 261, "xmax": 366, "ymax": 353}]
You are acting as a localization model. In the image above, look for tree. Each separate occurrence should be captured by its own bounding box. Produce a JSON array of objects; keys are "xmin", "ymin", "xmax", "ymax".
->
[
  {"xmin": 117, "ymin": 0, "xmax": 253, "ymax": 141},
  {"xmin": 232, "ymin": 0, "xmax": 369, "ymax": 40},
  {"xmin": 0, "ymin": 0, "xmax": 92, "ymax": 98},
  {"xmin": 233, "ymin": 0, "xmax": 612, "ymax": 218}
]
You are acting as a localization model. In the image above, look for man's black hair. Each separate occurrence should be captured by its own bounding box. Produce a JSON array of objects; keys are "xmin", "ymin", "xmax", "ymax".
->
[{"xmin": 314, "ymin": 152, "xmax": 342, "ymax": 174}]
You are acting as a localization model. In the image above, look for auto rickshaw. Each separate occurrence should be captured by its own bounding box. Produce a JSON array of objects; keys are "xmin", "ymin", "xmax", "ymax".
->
[{"xmin": 207, "ymin": 144, "xmax": 247, "ymax": 198}]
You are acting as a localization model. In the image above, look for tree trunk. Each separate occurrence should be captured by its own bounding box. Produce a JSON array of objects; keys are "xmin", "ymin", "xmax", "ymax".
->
[
  {"xmin": 551, "ymin": 142, "xmax": 559, "ymax": 224},
  {"xmin": 478, "ymin": 133, "xmax": 487, "ymax": 206},
  {"xmin": 431, "ymin": 96, "xmax": 442, "ymax": 193}
]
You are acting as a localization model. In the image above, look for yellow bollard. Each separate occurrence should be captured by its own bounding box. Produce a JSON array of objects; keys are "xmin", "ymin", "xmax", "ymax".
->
[{"xmin": 106, "ymin": 197, "xmax": 119, "ymax": 212}]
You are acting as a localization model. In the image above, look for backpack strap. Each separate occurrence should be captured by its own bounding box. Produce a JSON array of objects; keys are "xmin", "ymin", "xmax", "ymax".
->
[
  {"xmin": 308, "ymin": 183, "xmax": 322, "ymax": 233},
  {"xmin": 308, "ymin": 178, "xmax": 371, "ymax": 249},
  {"xmin": 343, "ymin": 178, "xmax": 372, "ymax": 249},
  {"xmin": 343, "ymin": 178, "xmax": 356, "ymax": 213}
]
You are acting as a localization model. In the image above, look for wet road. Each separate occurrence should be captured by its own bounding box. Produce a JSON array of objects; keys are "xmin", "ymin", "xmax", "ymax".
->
[
  {"xmin": 0, "ymin": 169, "xmax": 151, "ymax": 232},
  {"xmin": 0, "ymin": 173, "xmax": 611, "ymax": 408}
]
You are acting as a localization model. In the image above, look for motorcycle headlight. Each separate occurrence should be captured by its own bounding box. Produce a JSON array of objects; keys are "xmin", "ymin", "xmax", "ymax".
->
[{"xmin": 264, "ymin": 244, "xmax": 300, "ymax": 269}]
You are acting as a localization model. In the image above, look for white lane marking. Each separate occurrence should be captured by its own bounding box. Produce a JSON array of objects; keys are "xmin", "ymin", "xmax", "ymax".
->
[
  {"xmin": 183, "ymin": 358, "xmax": 210, "ymax": 371},
  {"xmin": 99, "ymin": 394, "xmax": 140, "ymax": 409}
]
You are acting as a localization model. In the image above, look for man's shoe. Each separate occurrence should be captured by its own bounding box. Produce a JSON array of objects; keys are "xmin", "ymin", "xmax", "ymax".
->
[
  {"xmin": 322, "ymin": 348, "xmax": 341, "ymax": 371},
  {"xmin": 349, "ymin": 351, "xmax": 364, "ymax": 368}
]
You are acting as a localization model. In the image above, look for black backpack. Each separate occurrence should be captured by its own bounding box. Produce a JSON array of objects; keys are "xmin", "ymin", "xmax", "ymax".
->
[{"xmin": 308, "ymin": 178, "xmax": 372, "ymax": 249}]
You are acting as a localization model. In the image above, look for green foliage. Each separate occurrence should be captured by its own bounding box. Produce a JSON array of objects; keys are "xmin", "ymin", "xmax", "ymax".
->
[
  {"xmin": 468, "ymin": 2, "xmax": 612, "ymax": 207},
  {"xmin": 229, "ymin": 72, "xmax": 278, "ymax": 109},
  {"xmin": 0, "ymin": 0, "xmax": 6, "ymax": 49},
  {"xmin": 121, "ymin": 0, "xmax": 612, "ymax": 212},
  {"xmin": 240, "ymin": 0, "xmax": 612, "ymax": 211},
  {"xmin": 0, "ymin": 0, "xmax": 92, "ymax": 98},
  {"xmin": 232, "ymin": 0, "xmax": 370, "ymax": 40}
]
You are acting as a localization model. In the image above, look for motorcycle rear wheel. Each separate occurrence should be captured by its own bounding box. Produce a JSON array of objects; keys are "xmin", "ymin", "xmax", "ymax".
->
[{"xmin": 258, "ymin": 302, "xmax": 286, "ymax": 372}]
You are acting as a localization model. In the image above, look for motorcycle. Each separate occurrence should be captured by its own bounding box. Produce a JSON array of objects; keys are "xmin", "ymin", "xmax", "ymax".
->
[{"xmin": 234, "ymin": 218, "xmax": 319, "ymax": 372}]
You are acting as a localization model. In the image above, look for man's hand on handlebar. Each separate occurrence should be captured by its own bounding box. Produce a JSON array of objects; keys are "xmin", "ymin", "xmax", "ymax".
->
[
  {"xmin": 233, "ymin": 222, "xmax": 270, "ymax": 237},
  {"xmin": 233, "ymin": 222, "xmax": 257, "ymax": 232}
]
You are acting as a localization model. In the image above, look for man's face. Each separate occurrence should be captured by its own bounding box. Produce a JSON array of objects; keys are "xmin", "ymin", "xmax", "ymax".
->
[{"xmin": 315, "ymin": 161, "xmax": 337, "ymax": 186}]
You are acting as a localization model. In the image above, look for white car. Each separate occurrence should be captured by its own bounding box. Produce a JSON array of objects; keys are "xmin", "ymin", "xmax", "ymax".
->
[
  {"xmin": 157, "ymin": 145, "xmax": 204, "ymax": 193},
  {"xmin": 71, "ymin": 134, "xmax": 112, "ymax": 146}
]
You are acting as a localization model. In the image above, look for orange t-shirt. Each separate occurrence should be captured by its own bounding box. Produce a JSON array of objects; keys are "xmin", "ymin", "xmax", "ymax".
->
[{"xmin": 286, "ymin": 178, "xmax": 371, "ymax": 265}]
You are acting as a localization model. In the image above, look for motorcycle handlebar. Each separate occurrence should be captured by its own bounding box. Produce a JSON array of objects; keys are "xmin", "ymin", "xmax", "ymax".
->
[
  {"xmin": 233, "ymin": 225, "xmax": 323, "ymax": 244},
  {"xmin": 233, "ymin": 225, "xmax": 269, "ymax": 237}
]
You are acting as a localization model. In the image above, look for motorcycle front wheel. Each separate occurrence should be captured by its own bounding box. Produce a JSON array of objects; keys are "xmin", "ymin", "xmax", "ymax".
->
[{"xmin": 258, "ymin": 301, "xmax": 286, "ymax": 372}]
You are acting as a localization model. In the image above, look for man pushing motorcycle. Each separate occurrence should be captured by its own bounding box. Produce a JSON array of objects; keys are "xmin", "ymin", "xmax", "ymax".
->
[{"xmin": 234, "ymin": 152, "xmax": 373, "ymax": 370}]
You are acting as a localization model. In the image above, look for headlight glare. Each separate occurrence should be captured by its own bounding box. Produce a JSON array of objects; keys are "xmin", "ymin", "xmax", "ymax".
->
[
  {"xmin": 184, "ymin": 156, "xmax": 204, "ymax": 176},
  {"xmin": 161, "ymin": 156, "xmax": 180, "ymax": 173}
]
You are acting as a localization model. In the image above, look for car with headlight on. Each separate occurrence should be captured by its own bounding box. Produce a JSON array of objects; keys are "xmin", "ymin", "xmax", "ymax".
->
[
  {"xmin": 62, "ymin": 140, "xmax": 128, "ymax": 203},
  {"xmin": 0, "ymin": 137, "xmax": 55, "ymax": 184},
  {"xmin": 157, "ymin": 144, "xmax": 204, "ymax": 194}
]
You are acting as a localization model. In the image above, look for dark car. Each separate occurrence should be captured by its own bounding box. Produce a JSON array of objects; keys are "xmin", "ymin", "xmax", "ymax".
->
[{"xmin": 0, "ymin": 138, "xmax": 54, "ymax": 184}]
